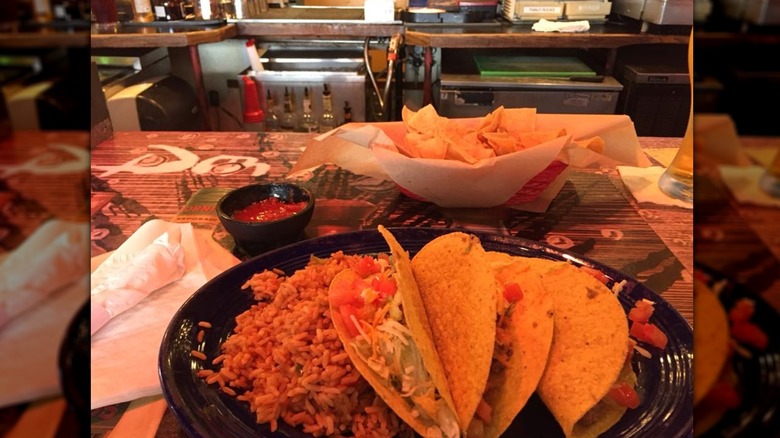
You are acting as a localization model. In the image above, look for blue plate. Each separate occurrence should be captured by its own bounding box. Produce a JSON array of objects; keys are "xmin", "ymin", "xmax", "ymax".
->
[
  {"xmin": 695, "ymin": 266, "xmax": 780, "ymax": 437},
  {"xmin": 159, "ymin": 228, "xmax": 693, "ymax": 438}
]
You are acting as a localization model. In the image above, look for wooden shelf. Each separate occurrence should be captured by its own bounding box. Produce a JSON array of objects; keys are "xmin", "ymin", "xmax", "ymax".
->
[
  {"xmin": 90, "ymin": 23, "xmax": 237, "ymax": 48},
  {"xmin": 237, "ymin": 21, "xmax": 403, "ymax": 38},
  {"xmin": 405, "ymin": 24, "xmax": 690, "ymax": 48},
  {"xmin": 0, "ymin": 29, "xmax": 89, "ymax": 48}
]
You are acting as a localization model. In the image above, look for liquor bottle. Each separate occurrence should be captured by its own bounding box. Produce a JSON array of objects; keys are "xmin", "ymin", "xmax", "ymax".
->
[
  {"xmin": 132, "ymin": 0, "xmax": 154, "ymax": 21},
  {"xmin": 264, "ymin": 89, "xmax": 280, "ymax": 132},
  {"xmin": 153, "ymin": 0, "xmax": 185, "ymax": 21},
  {"xmin": 279, "ymin": 87, "xmax": 297, "ymax": 132},
  {"xmin": 300, "ymin": 87, "xmax": 319, "ymax": 133},
  {"xmin": 319, "ymin": 84, "xmax": 337, "ymax": 133},
  {"xmin": 343, "ymin": 100, "xmax": 352, "ymax": 124}
]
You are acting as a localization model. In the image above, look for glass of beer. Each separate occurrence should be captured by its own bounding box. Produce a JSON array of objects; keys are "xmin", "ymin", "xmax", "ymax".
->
[
  {"xmin": 658, "ymin": 30, "xmax": 694, "ymax": 203},
  {"xmin": 758, "ymin": 148, "xmax": 780, "ymax": 198}
]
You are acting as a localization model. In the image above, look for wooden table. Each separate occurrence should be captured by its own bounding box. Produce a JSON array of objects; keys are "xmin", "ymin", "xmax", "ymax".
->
[{"xmin": 87, "ymin": 129, "xmax": 695, "ymax": 438}]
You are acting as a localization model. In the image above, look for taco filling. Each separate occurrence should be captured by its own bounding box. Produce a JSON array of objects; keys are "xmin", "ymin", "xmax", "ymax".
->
[{"xmin": 329, "ymin": 255, "xmax": 459, "ymax": 438}]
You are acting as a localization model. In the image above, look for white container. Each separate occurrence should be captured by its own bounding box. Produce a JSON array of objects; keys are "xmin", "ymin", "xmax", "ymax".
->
[{"xmin": 364, "ymin": 0, "xmax": 396, "ymax": 22}]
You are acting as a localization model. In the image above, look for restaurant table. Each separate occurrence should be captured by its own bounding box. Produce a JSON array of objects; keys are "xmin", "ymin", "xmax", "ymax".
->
[
  {"xmin": 0, "ymin": 131, "xmax": 89, "ymax": 438},
  {"xmin": 87, "ymin": 129, "xmax": 695, "ymax": 438}
]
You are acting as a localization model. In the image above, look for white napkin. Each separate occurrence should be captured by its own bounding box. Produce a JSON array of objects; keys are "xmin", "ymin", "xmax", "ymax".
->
[
  {"xmin": 617, "ymin": 166, "xmax": 693, "ymax": 209},
  {"xmin": 0, "ymin": 219, "xmax": 89, "ymax": 329},
  {"xmin": 532, "ymin": 18, "xmax": 590, "ymax": 32},
  {"xmin": 90, "ymin": 220, "xmax": 240, "ymax": 410},
  {"xmin": 0, "ymin": 220, "xmax": 89, "ymax": 408},
  {"xmin": 719, "ymin": 166, "xmax": 780, "ymax": 208},
  {"xmin": 91, "ymin": 229, "xmax": 185, "ymax": 335}
]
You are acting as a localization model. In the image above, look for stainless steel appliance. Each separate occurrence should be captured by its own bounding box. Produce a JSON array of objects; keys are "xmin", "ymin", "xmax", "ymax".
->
[
  {"xmin": 611, "ymin": 0, "xmax": 693, "ymax": 25},
  {"xmin": 438, "ymin": 74, "xmax": 623, "ymax": 117},
  {"xmin": 106, "ymin": 76, "xmax": 200, "ymax": 131},
  {"xmin": 91, "ymin": 47, "xmax": 171, "ymax": 99}
]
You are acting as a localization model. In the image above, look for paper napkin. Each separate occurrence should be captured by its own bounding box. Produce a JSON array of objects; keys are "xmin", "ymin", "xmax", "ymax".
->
[
  {"xmin": 0, "ymin": 219, "xmax": 89, "ymax": 408},
  {"xmin": 0, "ymin": 219, "xmax": 89, "ymax": 329},
  {"xmin": 532, "ymin": 19, "xmax": 590, "ymax": 32},
  {"xmin": 719, "ymin": 166, "xmax": 780, "ymax": 208},
  {"xmin": 617, "ymin": 166, "xmax": 693, "ymax": 209},
  {"xmin": 90, "ymin": 220, "xmax": 240, "ymax": 410},
  {"xmin": 91, "ymin": 229, "xmax": 185, "ymax": 335}
]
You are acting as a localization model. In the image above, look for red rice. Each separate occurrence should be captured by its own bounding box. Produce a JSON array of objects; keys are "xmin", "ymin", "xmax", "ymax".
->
[{"xmin": 199, "ymin": 251, "xmax": 408, "ymax": 437}]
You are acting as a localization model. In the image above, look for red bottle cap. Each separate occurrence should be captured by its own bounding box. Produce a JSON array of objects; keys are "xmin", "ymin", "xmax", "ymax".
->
[{"xmin": 242, "ymin": 76, "xmax": 265, "ymax": 123}]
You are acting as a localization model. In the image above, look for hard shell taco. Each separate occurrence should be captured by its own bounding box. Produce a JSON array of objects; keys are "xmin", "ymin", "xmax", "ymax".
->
[
  {"xmin": 489, "ymin": 255, "xmax": 638, "ymax": 438},
  {"xmin": 327, "ymin": 227, "xmax": 460, "ymax": 438},
  {"xmin": 328, "ymin": 228, "xmax": 557, "ymax": 438}
]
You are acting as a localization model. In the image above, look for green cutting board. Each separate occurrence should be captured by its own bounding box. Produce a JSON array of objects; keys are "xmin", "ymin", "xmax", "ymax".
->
[{"xmin": 474, "ymin": 56, "xmax": 597, "ymax": 77}]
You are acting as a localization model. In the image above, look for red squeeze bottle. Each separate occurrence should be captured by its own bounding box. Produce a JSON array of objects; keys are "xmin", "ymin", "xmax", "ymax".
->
[{"xmin": 242, "ymin": 76, "xmax": 265, "ymax": 131}]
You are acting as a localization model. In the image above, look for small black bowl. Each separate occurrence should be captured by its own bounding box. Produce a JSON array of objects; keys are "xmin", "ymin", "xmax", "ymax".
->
[{"xmin": 216, "ymin": 183, "xmax": 315, "ymax": 256}]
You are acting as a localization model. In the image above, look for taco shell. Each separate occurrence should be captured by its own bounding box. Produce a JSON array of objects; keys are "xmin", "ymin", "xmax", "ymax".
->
[
  {"xmin": 692, "ymin": 278, "xmax": 730, "ymax": 405},
  {"xmin": 411, "ymin": 232, "xmax": 498, "ymax": 429},
  {"xmin": 377, "ymin": 226, "xmax": 458, "ymax": 417},
  {"xmin": 477, "ymin": 256, "xmax": 555, "ymax": 438},
  {"xmin": 513, "ymin": 260, "xmax": 630, "ymax": 438}
]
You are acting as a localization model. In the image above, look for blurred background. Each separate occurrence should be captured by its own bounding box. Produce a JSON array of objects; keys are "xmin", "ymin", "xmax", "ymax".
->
[{"xmin": 0, "ymin": 1, "xmax": 90, "ymax": 437}]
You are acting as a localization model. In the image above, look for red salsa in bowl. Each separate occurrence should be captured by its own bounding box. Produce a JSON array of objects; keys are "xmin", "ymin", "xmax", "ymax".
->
[
  {"xmin": 232, "ymin": 197, "xmax": 308, "ymax": 223},
  {"xmin": 216, "ymin": 183, "xmax": 315, "ymax": 255}
]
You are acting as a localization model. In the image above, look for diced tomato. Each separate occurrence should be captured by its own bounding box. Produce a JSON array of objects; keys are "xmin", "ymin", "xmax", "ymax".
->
[
  {"xmin": 729, "ymin": 299, "xmax": 755, "ymax": 324},
  {"xmin": 704, "ymin": 381, "xmax": 742, "ymax": 409},
  {"xmin": 354, "ymin": 255, "xmax": 381, "ymax": 277},
  {"xmin": 371, "ymin": 275, "xmax": 397, "ymax": 299},
  {"xmin": 579, "ymin": 266, "xmax": 609, "ymax": 285},
  {"xmin": 502, "ymin": 282, "xmax": 524, "ymax": 302},
  {"xmin": 331, "ymin": 278, "xmax": 368, "ymax": 307},
  {"xmin": 628, "ymin": 300, "xmax": 655, "ymax": 324},
  {"xmin": 630, "ymin": 322, "xmax": 668, "ymax": 350},
  {"xmin": 731, "ymin": 321, "xmax": 769, "ymax": 350},
  {"xmin": 608, "ymin": 383, "xmax": 640, "ymax": 409},
  {"xmin": 339, "ymin": 304, "xmax": 361, "ymax": 338}
]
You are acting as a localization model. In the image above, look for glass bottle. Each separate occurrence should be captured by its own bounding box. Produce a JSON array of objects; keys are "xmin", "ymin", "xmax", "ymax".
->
[
  {"xmin": 264, "ymin": 89, "xmax": 280, "ymax": 132},
  {"xmin": 153, "ymin": 0, "xmax": 185, "ymax": 21},
  {"xmin": 132, "ymin": 0, "xmax": 154, "ymax": 21},
  {"xmin": 280, "ymin": 87, "xmax": 297, "ymax": 132},
  {"xmin": 343, "ymin": 100, "xmax": 352, "ymax": 124},
  {"xmin": 319, "ymin": 84, "xmax": 337, "ymax": 133},
  {"xmin": 300, "ymin": 87, "xmax": 319, "ymax": 133}
]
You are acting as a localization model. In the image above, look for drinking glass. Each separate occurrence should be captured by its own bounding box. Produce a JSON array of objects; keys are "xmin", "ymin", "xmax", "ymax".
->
[
  {"xmin": 92, "ymin": 0, "xmax": 120, "ymax": 31},
  {"xmin": 658, "ymin": 30, "xmax": 694, "ymax": 203}
]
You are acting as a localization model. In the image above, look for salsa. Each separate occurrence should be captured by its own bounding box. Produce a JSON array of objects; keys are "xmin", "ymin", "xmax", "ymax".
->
[{"xmin": 232, "ymin": 197, "xmax": 307, "ymax": 222}]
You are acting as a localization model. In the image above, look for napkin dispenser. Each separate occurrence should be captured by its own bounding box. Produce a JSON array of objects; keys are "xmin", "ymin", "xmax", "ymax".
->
[{"xmin": 106, "ymin": 75, "xmax": 199, "ymax": 131}]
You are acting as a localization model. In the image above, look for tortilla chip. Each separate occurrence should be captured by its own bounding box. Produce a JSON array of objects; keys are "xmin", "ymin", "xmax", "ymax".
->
[
  {"xmin": 500, "ymin": 108, "xmax": 537, "ymax": 137},
  {"xmin": 479, "ymin": 106, "xmax": 504, "ymax": 133},
  {"xmin": 574, "ymin": 136, "xmax": 606, "ymax": 155},
  {"xmin": 693, "ymin": 279, "xmax": 730, "ymax": 405},
  {"xmin": 407, "ymin": 105, "xmax": 442, "ymax": 134},
  {"xmin": 518, "ymin": 129, "xmax": 567, "ymax": 148},
  {"xmin": 377, "ymin": 226, "xmax": 457, "ymax": 418},
  {"xmin": 476, "ymin": 257, "xmax": 555, "ymax": 438},
  {"xmin": 411, "ymin": 233, "xmax": 497, "ymax": 429},
  {"xmin": 481, "ymin": 131, "xmax": 517, "ymax": 156},
  {"xmin": 524, "ymin": 262, "xmax": 630, "ymax": 438},
  {"xmin": 415, "ymin": 136, "xmax": 448, "ymax": 160}
]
